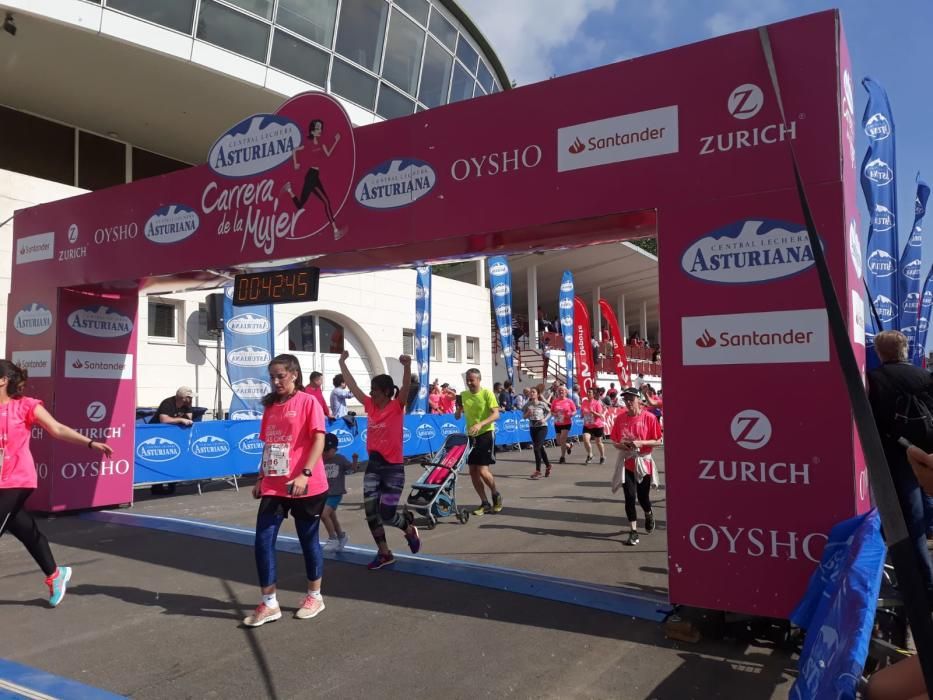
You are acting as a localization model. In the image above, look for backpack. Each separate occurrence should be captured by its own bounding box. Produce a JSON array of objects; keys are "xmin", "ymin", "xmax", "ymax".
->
[{"xmin": 892, "ymin": 385, "xmax": 933, "ymax": 451}]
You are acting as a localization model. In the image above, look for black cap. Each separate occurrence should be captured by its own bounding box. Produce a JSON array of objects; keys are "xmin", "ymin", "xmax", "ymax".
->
[
  {"xmin": 621, "ymin": 388, "xmax": 642, "ymax": 399},
  {"xmin": 324, "ymin": 433, "xmax": 339, "ymax": 450}
]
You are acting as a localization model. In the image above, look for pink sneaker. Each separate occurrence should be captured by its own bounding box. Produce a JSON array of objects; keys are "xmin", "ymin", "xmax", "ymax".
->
[
  {"xmin": 243, "ymin": 602, "xmax": 282, "ymax": 627},
  {"xmin": 295, "ymin": 594, "xmax": 325, "ymax": 620}
]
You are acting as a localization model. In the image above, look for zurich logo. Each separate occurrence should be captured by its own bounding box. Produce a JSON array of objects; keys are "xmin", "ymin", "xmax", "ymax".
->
[
  {"xmin": 416, "ymin": 423, "xmax": 436, "ymax": 440},
  {"xmin": 13, "ymin": 303, "xmax": 52, "ymax": 336},
  {"xmin": 226, "ymin": 313, "xmax": 271, "ymax": 335},
  {"xmin": 873, "ymin": 204, "xmax": 894, "ymax": 232},
  {"xmin": 145, "ymin": 205, "xmax": 200, "ymax": 244},
  {"xmin": 903, "ymin": 259, "xmax": 923, "ymax": 280},
  {"xmin": 355, "ymin": 158, "xmax": 436, "ymax": 209},
  {"xmin": 68, "ymin": 306, "xmax": 133, "ymax": 338},
  {"xmin": 227, "ymin": 346, "xmax": 272, "ymax": 367},
  {"xmin": 864, "ymin": 158, "xmax": 893, "ymax": 186},
  {"xmin": 192, "ymin": 435, "xmax": 231, "ymax": 459},
  {"xmin": 681, "ymin": 220, "xmax": 815, "ymax": 284},
  {"xmin": 727, "ymin": 83, "xmax": 764, "ymax": 120},
  {"xmin": 440, "ymin": 422, "xmax": 459, "ymax": 436},
  {"xmin": 333, "ymin": 429, "xmax": 354, "ymax": 448},
  {"xmin": 403, "ymin": 427, "xmax": 412, "ymax": 443},
  {"xmin": 492, "ymin": 283, "xmax": 510, "ymax": 298},
  {"xmin": 867, "ymin": 250, "xmax": 896, "ymax": 277},
  {"xmin": 238, "ymin": 432, "xmax": 264, "ymax": 454},
  {"xmin": 231, "ymin": 409, "xmax": 264, "ymax": 420},
  {"xmin": 489, "ymin": 261, "xmax": 509, "ymax": 277},
  {"xmin": 874, "ymin": 294, "xmax": 895, "ymax": 321},
  {"xmin": 864, "ymin": 113, "xmax": 891, "ymax": 140},
  {"xmin": 208, "ymin": 114, "xmax": 301, "ymax": 178},
  {"xmin": 137, "ymin": 437, "xmax": 182, "ymax": 462}
]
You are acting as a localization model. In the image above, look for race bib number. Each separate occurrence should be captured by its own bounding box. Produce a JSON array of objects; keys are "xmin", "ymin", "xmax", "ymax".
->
[
  {"xmin": 325, "ymin": 461, "xmax": 340, "ymax": 479},
  {"xmin": 583, "ymin": 412, "xmax": 593, "ymax": 423},
  {"xmin": 262, "ymin": 443, "xmax": 290, "ymax": 477}
]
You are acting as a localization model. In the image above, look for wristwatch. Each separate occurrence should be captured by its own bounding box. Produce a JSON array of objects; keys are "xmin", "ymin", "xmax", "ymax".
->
[{"xmin": 302, "ymin": 468, "xmax": 313, "ymax": 477}]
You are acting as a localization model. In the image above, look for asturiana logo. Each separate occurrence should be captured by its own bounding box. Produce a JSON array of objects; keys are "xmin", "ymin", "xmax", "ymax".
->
[
  {"xmin": 864, "ymin": 113, "xmax": 891, "ymax": 140},
  {"xmin": 560, "ymin": 280, "xmax": 574, "ymax": 293},
  {"xmin": 873, "ymin": 204, "xmax": 895, "ymax": 232},
  {"xmin": 680, "ymin": 220, "xmax": 815, "ymax": 284},
  {"xmin": 231, "ymin": 409, "xmax": 264, "ymax": 420},
  {"xmin": 440, "ymin": 422, "xmax": 459, "ymax": 436},
  {"xmin": 864, "ymin": 158, "xmax": 894, "ymax": 186},
  {"xmin": 238, "ymin": 433, "xmax": 264, "ymax": 454},
  {"xmin": 489, "ymin": 261, "xmax": 509, "ymax": 277},
  {"xmin": 334, "ymin": 429, "xmax": 354, "ymax": 448},
  {"xmin": 559, "ymin": 298, "xmax": 574, "ymax": 310},
  {"xmin": 492, "ymin": 283, "xmax": 510, "ymax": 298},
  {"xmin": 495, "ymin": 304, "xmax": 510, "ymax": 318},
  {"xmin": 355, "ymin": 159, "xmax": 436, "ymax": 209},
  {"xmin": 867, "ymin": 250, "xmax": 896, "ymax": 277},
  {"xmin": 416, "ymin": 423, "xmax": 436, "ymax": 440},
  {"xmin": 403, "ymin": 427, "xmax": 412, "ymax": 443},
  {"xmin": 503, "ymin": 418, "xmax": 518, "ymax": 432},
  {"xmin": 232, "ymin": 378, "xmax": 272, "ymax": 400},
  {"xmin": 226, "ymin": 313, "xmax": 271, "ymax": 335},
  {"xmin": 145, "ymin": 205, "xmax": 200, "ymax": 244},
  {"xmin": 13, "ymin": 303, "xmax": 52, "ymax": 336},
  {"xmin": 208, "ymin": 114, "xmax": 301, "ymax": 178},
  {"xmin": 137, "ymin": 437, "xmax": 182, "ymax": 462},
  {"xmin": 415, "ymin": 286, "xmax": 430, "ymax": 301},
  {"xmin": 68, "ymin": 306, "xmax": 133, "ymax": 338},
  {"xmin": 192, "ymin": 435, "xmax": 231, "ymax": 459},
  {"xmin": 227, "ymin": 346, "xmax": 272, "ymax": 367}
]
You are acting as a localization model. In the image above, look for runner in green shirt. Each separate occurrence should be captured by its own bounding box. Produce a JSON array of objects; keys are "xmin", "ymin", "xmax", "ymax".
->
[{"xmin": 455, "ymin": 368, "xmax": 502, "ymax": 515}]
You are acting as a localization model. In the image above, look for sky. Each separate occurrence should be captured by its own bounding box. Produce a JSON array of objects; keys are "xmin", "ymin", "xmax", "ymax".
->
[{"xmin": 458, "ymin": 0, "xmax": 933, "ymax": 343}]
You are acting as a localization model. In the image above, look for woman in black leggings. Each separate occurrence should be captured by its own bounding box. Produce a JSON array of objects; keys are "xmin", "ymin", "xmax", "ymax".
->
[
  {"xmin": 0, "ymin": 359, "xmax": 113, "ymax": 606},
  {"xmin": 523, "ymin": 387, "xmax": 552, "ymax": 479},
  {"xmin": 280, "ymin": 118, "xmax": 343, "ymax": 240}
]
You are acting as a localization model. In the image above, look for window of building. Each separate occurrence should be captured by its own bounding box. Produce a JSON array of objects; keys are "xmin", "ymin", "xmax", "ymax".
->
[
  {"xmin": 477, "ymin": 60, "xmax": 495, "ymax": 94},
  {"xmin": 148, "ymin": 299, "xmax": 180, "ymax": 340},
  {"xmin": 287, "ymin": 315, "xmax": 316, "ymax": 352},
  {"xmin": 394, "ymin": 0, "xmax": 428, "ymax": 25},
  {"xmin": 466, "ymin": 336, "xmax": 479, "ymax": 362},
  {"xmin": 334, "ymin": 0, "xmax": 387, "ymax": 72},
  {"xmin": 418, "ymin": 38, "xmax": 452, "ymax": 108},
  {"xmin": 430, "ymin": 332, "xmax": 442, "ymax": 361},
  {"xmin": 0, "ymin": 105, "xmax": 74, "ymax": 186},
  {"xmin": 377, "ymin": 84, "xmax": 415, "ymax": 120},
  {"xmin": 107, "ymin": 0, "xmax": 196, "ymax": 34},
  {"xmin": 132, "ymin": 147, "xmax": 189, "ymax": 181},
  {"xmin": 224, "ymin": 0, "xmax": 273, "ymax": 20},
  {"xmin": 449, "ymin": 61, "xmax": 474, "ymax": 103},
  {"xmin": 455, "ymin": 35, "xmax": 478, "ymax": 74},
  {"xmin": 271, "ymin": 29, "xmax": 329, "ymax": 87},
  {"xmin": 382, "ymin": 9, "xmax": 424, "ymax": 96},
  {"xmin": 473, "ymin": 82, "xmax": 485, "ymax": 98},
  {"xmin": 402, "ymin": 329, "xmax": 415, "ymax": 356},
  {"xmin": 276, "ymin": 0, "xmax": 337, "ymax": 48},
  {"xmin": 331, "ymin": 58, "xmax": 378, "ymax": 110},
  {"xmin": 447, "ymin": 334, "xmax": 461, "ymax": 362},
  {"xmin": 319, "ymin": 317, "xmax": 345, "ymax": 354},
  {"xmin": 196, "ymin": 0, "xmax": 270, "ymax": 62},
  {"xmin": 78, "ymin": 131, "xmax": 125, "ymax": 190},
  {"xmin": 428, "ymin": 7, "xmax": 456, "ymax": 51}
]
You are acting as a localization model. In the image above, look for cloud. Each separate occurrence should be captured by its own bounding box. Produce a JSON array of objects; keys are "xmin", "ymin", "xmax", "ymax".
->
[
  {"xmin": 704, "ymin": 0, "xmax": 789, "ymax": 37},
  {"xmin": 457, "ymin": 0, "xmax": 617, "ymax": 85}
]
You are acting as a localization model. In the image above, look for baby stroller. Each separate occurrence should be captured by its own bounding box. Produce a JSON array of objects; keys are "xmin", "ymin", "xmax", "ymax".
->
[{"xmin": 406, "ymin": 433, "xmax": 471, "ymax": 529}]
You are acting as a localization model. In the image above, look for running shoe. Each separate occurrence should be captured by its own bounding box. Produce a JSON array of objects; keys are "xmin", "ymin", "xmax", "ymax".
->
[
  {"xmin": 584, "ymin": 455, "xmax": 592, "ymax": 465},
  {"xmin": 530, "ymin": 471, "xmax": 542, "ymax": 480},
  {"xmin": 492, "ymin": 492, "xmax": 503, "ymax": 513},
  {"xmin": 46, "ymin": 566, "xmax": 72, "ymax": 608},
  {"xmin": 599, "ymin": 457, "xmax": 606, "ymax": 465},
  {"xmin": 404, "ymin": 513, "xmax": 422, "ymax": 554},
  {"xmin": 625, "ymin": 531, "xmax": 640, "ymax": 546},
  {"xmin": 471, "ymin": 503, "xmax": 492, "ymax": 516},
  {"xmin": 367, "ymin": 551, "xmax": 396, "ymax": 570},
  {"xmin": 243, "ymin": 602, "xmax": 282, "ymax": 627},
  {"xmin": 645, "ymin": 512, "xmax": 656, "ymax": 534},
  {"xmin": 336, "ymin": 532, "xmax": 349, "ymax": 552},
  {"xmin": 545, "ymin": 466, "xmax": 552, "ymax": 478},
  {"xmin": 294, "ymin": 595, "xmax": 325, "ymax": 620},
  {"xmin": 323, "ymin": 536, "xmax": 339, "ymax": 552},
  {"xmin": 559, "ymin": 456, "xmax": 566, "ymax": 464}
]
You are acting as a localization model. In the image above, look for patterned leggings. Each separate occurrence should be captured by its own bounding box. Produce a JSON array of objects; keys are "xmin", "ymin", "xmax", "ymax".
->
[{"xmin": 363, "ymin": 457, "xmax": 408, "ymax": 546}]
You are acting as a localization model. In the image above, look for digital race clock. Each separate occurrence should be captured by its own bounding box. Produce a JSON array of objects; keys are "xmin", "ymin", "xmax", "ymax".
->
[{"xmin": 232, "ymin": 267, "xmax": 320, "ymax": 306}]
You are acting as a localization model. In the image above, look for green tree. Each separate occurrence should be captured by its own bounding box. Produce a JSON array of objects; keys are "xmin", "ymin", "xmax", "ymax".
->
[{"xmin": 631, "ymin": 237, "xmax": 657, "ymax": 257}]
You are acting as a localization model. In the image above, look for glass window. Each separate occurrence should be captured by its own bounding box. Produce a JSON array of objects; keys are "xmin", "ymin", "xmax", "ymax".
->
[
  {"xmin": 331, "ymin": 58, "xmax": 378, "ymax": 109},
  {"xmin": 395, "ymin": 0, "xmax": 428, "ymax": 25},
  {"xmin": 320, "ymin": 317, "xmax": 345, "ymax": 354},
  {"xmin": 428, "ymin": 7, "xmax": 456, "ymax": 50},
  {"xmin": 132, "ymin": 148, "xmax": 188, "ymax": 181},
  {"xmin": 382, "ymin": 9, "xmax": 424, "ymax": 96},
  {"xmin": 430, "ymin": 332, "xmax": 441, "ymax": 361},
  {"xmin": 224, "ymin": 0, "xmax": 272, "ymax": 20},
  {"xmin": 334, "ymin": 0, "xmax": 388, "ymax": 72},
  {"xmin": 455, "ymin": 35, "xmax": 478, "ymax": 74},
  {"xmin": 107, "ymin": 0, "xmax": 196, "ymax": 34},
  {"xmin": 288, "ymin": 316, "xmax": 316, "ymax": 352},
  {"xmin": 403, "ymin": 330, "xmax": 415, "ymax": 356},
  {"xmin": 270, "ymin": 30, "xmax": 329, "ymax": 86},
  {"xmin": 196, "ymin": 0, "xmax": 270, "ymax": 62},
  {"xmin": 377, "ymin": 84, "xmax": 415, "ymax": 120},
  {"xmin": 477, "ymin": 60, "xmax": 495, "ymax": 93},
  {"xmin": 449, "ymin": 62, "xmax": 473, "ymax": 103},
  {"xmin": 276, "ymin": 0, "xmax": 337, "ymax": 48},
  {"xmin": 473, "ymin": 81, "xmax": 485, "ymax": 98},
  {"xmin": 0, "ymin": 105, "xmax": 74, "ymax": 186},
  {"xmin": 78, "ymin": 131, "xmax": 125, "ymax": 190},
  {"xmin": 148, "ymin": 301, "xmax": 177, "ymax": 339},
  {"xmin": 418, "ymin": 38, "xmax": 451, "ymax": 108},
  {"xmin": 466, "ymin": 337, "xmax": 479, "ymax": 362},
  {"xmin": 447, "ymin": 334, "xmax": 461, "ymax": 362}
]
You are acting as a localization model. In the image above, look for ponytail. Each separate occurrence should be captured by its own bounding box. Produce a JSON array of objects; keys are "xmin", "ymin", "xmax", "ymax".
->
[
  {"xmin": 0, "ymin": 359, "xmax": 28, "ymax": 398},
  {"xmin": 371, "ymin": 374, "xmax": 398, "ymax": 399}
]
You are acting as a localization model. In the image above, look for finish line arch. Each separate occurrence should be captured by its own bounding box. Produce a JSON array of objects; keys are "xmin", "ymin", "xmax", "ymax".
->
[{"xmin": 6, "ymin": 10, "xmax": 864, "ymax": 619}]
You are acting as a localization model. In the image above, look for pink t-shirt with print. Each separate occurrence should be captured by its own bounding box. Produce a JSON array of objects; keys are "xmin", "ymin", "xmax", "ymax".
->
[
  {"xmin": 581, "ymin": 398, "xmax": 605, "ymax": 428},
  {"xmin": 259, "ymin": 391, "xmax": 327, "ymax": 498},
  {"xmin": 0, "ymin": 396, "xmax": 43, "ymax": 490},
  {"xmin": 364, "ymin": 396, "xmax": 404, "ymax": 464},
  {"xmin": 610, "ymin": 409, "xmax": 663, "ymax": 473},
  {"xmin": 550, "ymin": 398, "xmax": 576, "ymax": 426}
]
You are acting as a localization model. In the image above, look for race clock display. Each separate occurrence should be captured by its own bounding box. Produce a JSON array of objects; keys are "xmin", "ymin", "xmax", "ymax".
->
[{"xmin": 232, "ymin": 267, "xmax": 320, "ymax": 306}]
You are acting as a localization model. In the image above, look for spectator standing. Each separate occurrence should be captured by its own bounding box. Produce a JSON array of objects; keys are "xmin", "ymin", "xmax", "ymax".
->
[
  {"xmin": 512, "ymin": 388, "xmax": 527, "ymax": 411},
  {"xmin": 439, "ymin": 384, "xmax": 456, "ymax": 414},
  {"xmin": 591, "ymin": 336, "xmax": 601, "ymax": 362},
  {"xmin": 153, "ymin": 386, "xmax": 194, "ymax": 425},
  {"xmin": 541, "ymin": 340, "xmax": 551, "ymax": 381},
  {"xmin": 305, "ymin": 372, "xmax": 332, "ymax": 419},
  {"xmin": 428, "ymin": 384, "xmax": 443, "ymax": 414},
  {"xmin": 498, "ymin": 381, "xmax": 515, "ymax": 412},
  {"xmin": 330, "ymin": 374, "xmax": 353, "ymax": 419}
]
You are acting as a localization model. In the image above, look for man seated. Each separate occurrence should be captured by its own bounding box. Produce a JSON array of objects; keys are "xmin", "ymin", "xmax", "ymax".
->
[{"xmin": 152, "ymin": 386, "xmax": 195, "ymax": 426}]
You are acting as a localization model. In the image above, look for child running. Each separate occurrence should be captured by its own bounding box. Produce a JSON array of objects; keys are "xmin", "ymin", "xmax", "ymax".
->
[
  {"xmin": 338, "ymin": 351, "xmax": 420, "ymax": 570},
  {"xmin": 321, "ymin": 433, "xmax": 359, "ymax": 552}
]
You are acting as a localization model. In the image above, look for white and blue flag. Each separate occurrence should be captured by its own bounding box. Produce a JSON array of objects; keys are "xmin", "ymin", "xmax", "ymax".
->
[
  {"xmin": 488, "ymin": 256, "xmax": 514, "ymax": 383},
  {"xmin": 559, "ymin": 270, "xmax": 575, "ymax": 393},
  {"xmin": 413, "ymin": 266, "xmax": 432, "ymax": 414}
]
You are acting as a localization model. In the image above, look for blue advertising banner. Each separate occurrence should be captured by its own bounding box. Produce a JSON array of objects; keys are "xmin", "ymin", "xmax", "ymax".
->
[
  {"xmin": 488, "ymin": 256, "xmax": 514, "ymax": 383},
  {"xmin": 413, "ymin": 266, "xmax": 432, "ymax": 414},
  {"xmin": 789, "ymin": 509, "xmax": 885, "ymax": 700},
  {"xmin": 915, "ymin": 268, "xmax": 933, "ymax": 366},
  {"xmin": 861, "ymin": 77, "xmax": 899, "ymax": 330},
  {"xmin": 559, "ymin": 271, "xmax": 575, "ymax": 393},
  {"xmin": 223, "ymin": 286, "xmax": 274, "ymax": 420},
  {"xmin": 902, "ymin": 177, "xmax": 930, "ymax": 363}
]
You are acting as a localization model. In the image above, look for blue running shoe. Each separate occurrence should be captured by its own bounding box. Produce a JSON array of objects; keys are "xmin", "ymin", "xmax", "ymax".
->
[{"xmin": 46, "ymin": 566, "xmax": 72, "ymax": 607}]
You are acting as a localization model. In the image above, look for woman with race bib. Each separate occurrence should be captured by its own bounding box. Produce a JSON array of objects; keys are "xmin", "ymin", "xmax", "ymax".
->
[{"xmin": 581, "ymin": 386, "xmax": 607, "ymax": 465}]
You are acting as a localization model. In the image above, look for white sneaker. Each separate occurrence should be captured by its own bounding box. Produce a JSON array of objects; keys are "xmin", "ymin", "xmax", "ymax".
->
[
  {"xmin": 336, "ymin": 532, "xmax": 349, "ymax": 552},
  {"xmin": 323, "ymin": 536, "xmax": 338, "ymax": 552}
]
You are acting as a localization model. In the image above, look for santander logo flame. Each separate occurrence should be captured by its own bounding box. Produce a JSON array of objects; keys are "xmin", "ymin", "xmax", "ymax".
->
[
  {"xmin": 568, "ymin": 138, "xmax": 585, "ymax": 154},
  {"xmin": 696, "ymin": 330, "xmax": 716, "ymax": 348}
]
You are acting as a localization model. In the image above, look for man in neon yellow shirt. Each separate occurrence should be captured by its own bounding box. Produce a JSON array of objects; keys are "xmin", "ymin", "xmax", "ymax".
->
[{"xmin": 455, "ymin": 368, "xmax": 502, "ymax": 515}]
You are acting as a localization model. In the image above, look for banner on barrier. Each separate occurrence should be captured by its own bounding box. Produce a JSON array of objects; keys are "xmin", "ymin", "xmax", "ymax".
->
[{"xmin": 223, "ymin": 286, "xmax": 274, "ymax": 420}]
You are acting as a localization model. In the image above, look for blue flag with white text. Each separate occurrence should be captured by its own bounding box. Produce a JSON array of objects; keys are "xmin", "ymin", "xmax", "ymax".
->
[
  {"xmin": 901, "ymin": 177, "xmax": 930, "ymax": 363},
  {"xmin": 488, "ymin": 257, "xmax": 514, "ymax": 383},
  {"xmin": 915, "ymin": 269, "xmax": 933, "ymax": 366},
  {"xmin": 413, "ymin": 266, "xmax": 432, "ymax": 414},
  {"xmin": 223, "ymin": 286, "xmax": 274, "ymax": 420},
  {"xmin": 559, "ymin": 271, "xmax": 575, "ymax": 393}
]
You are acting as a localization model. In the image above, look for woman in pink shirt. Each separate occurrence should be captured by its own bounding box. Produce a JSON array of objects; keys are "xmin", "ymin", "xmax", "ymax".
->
[
  {"xmin": 428, "ymin": 384, "xmax": 442, "ymax": 414},
  {"xmin": 550, "ymin": 385, "xmax": 577, "ymax": 465},
  {"xmin": 0, "ymin": 359, "xmax": 113, "ymax": 607},
  {"xmin": 243, "ymin": 354, "xmax": 329, "ymax": 628},
  {"xmin": 581, "ymin": 386, "xmax": 607, "ymax": 465},
  {"xmin": 338, "ymin": 351, "xmax": 420, "ymax": 570}
]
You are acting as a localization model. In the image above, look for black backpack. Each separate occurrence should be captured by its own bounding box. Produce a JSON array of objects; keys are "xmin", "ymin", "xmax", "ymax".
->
[{"xmin": 878, "ymin": 366, "xmax": 933, "ymax": 451}]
